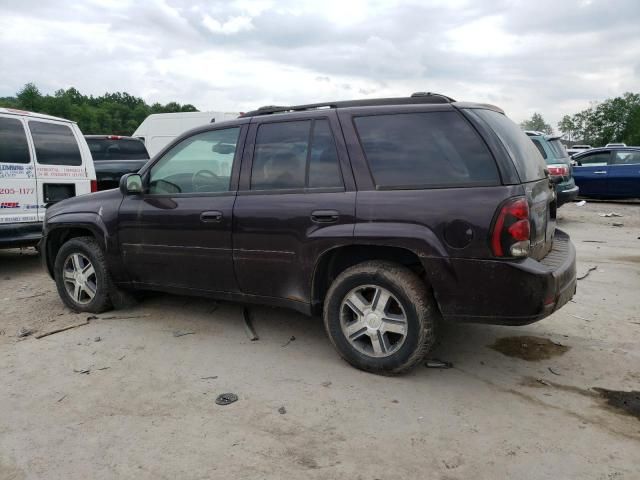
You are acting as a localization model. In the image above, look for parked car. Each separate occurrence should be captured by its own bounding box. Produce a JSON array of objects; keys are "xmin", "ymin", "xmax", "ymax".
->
[
  {"xmin": 40, "ymin": 93, "xmax": 576, "ymax": 374},
  {"xmin": 566, "ymin": 144, "xmax": 592, "ymax": 156},
  {"xmin": 85, "ymin": 135, "xmax": 150, "ymax": 190},
  {"xmin": 133, "ymin": 111, "xmax": 239, "ymax": 157},
  {"xmin": 525, "ymin": 132, "xmax": 579, "ymax": 206},
  {"xmin": 572, "ymin": 146, "xmax": 640, "ymax": 198},
  {"xmin": 0, "ymin": 108, "xmax": 96, "ymax": 248}
]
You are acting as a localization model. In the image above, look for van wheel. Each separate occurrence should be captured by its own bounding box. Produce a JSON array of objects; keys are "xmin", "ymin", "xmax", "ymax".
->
[
  {"xmin": 54, "ymin": 236, "xmax": 113, "ymax": 313},
  {"xmin": 323, "ymin": 260, "xmax": 437, "ymax": 374}
]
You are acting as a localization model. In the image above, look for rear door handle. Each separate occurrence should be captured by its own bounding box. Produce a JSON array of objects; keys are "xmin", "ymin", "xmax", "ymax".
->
[
  {"xmin": 593, "ymin": 171, "xmax": 607, "ymax": 174},
  {"xmin": 200, "ymin": 210, "xmax": 223, "ymax": 223},
  {"xmin": 311, "ymin": 210, "xmax": 339, "ymax": 224}
]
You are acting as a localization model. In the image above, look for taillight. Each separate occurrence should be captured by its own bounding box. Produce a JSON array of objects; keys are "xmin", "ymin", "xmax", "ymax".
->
[
  {"xmin": 491, "ymin": 197, "xmax": 531, "ymax": 257},
  {"xmin": 90, "ymin": 180, "xmax": 98, "ymax": 192},
  {"xmin": 547, "ymin": 164, "xmax": 569, "ymax": 176}
]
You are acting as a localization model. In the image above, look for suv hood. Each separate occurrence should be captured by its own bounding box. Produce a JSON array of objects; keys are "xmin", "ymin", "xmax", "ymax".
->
[{"xmin": 45, "ymin": 189, "xmax": 123, "ymax": 220}]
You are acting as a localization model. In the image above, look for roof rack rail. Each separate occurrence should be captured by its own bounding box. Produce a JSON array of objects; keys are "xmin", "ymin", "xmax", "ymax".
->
[{"xmin": 239, "ymin": 92, "xmax": 456, "ymax": 118}]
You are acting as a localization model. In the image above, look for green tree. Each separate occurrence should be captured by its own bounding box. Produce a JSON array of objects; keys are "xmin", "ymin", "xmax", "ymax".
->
[
  {"xmin": 16, "ymin": 82, "xmax": 43, "ymax": 111},
  {"xmin": 557, "ymin": 115, "xmax": 577, "ymax": 142},
  {"xmin": 0, "ymin": 83, "xmax": 201, "ymax": 135},
  {"xmin": 520, "ymin": 113, "xmax": 553, "ymax": 134}
]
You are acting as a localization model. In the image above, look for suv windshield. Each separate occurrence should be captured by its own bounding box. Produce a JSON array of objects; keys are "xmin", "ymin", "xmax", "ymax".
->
[
  {"xmin": 472, "ymin": 109, "xmax": 546, "ymax": 182},
  {"xmin": 87, "ymin": 138, "xmax": 149, "ymax": 161}
]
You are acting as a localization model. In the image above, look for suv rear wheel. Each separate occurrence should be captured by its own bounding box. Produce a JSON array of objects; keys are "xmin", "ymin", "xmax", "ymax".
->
[
  {"xmin": 54, "ymin": 236, "xmax": 113, "ymax": 313},
  {"xmin": 323, "ymin": 260, "xmax": 437, "ymax": 374}
]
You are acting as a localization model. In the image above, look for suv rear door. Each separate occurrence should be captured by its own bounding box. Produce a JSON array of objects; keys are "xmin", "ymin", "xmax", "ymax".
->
[
  {"xmin": 607, "ymin": 149, "xmax": 640, "ymax": 197},
  {"xmin": 232, "ymin": 111, "xmax": 356, "ymax": 304}
]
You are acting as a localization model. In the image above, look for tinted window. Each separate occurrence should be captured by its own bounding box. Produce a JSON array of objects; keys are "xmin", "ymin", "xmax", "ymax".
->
[
  {"xmin": 612, "ymin": 150, "xmax": 640, "ymax": 165},
  {"xmin": 149, "ymin": 127, "xmax": 240, "ymax": 194},
  {"xmin": 474, "ymin": 109, "xmax": 546, "ymax": 182},
  {"xmin": 29, "ymin": 121, "xmax": 82, "ymax": 166},
  {"xmin": 548, "ymin": 139, "xmax": 568, "ymax": 159},
  {"xmin": 251, "ymin": 121, "xmax": 310, "ymax": 190},
  {"xmin": 531, "ymin": 139, "xmax": 547, "ymax": 159},
  {"xmin": 354, "ymin": 111, "xmax": 499, "ymax": 188},
  {"xmin": 0, "ymin": 117, "xmax": 30, "ymax": 164},
  {"xmin": 576, "ymin": 152, "xmax": 609, "ymax": 166},
  {"xmin": 308, "ymin": 120, "xmax": 342, "ymax": 188},
  {"xmin": 87, "ymin": 138, "xmax": 149, "ymax": 161}
]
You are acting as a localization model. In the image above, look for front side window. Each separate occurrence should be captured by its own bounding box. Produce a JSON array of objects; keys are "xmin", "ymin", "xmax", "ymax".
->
[
  {"xmin": 149, "ymin": 127, "xmax": 240, "ymax": 194},
  {"xmin": 29, "ymin": 121, "xmax": 82, "ymax": 166},
  {"xmin": 612, "ymin": 150, "xmax": 640, "ymax": 165},
  {"xmin": 250, "ymin": 119, "xmax": 343, "ymax": 190},
  {"xmin": 354, "ymin": 111, "xmax": 500, "ymax": 188},
  {"xmin": 576, "ymin": 152, "xmax": 609, "ymax": 166},
  {"xmin": 0, "ymin": 117, "xmax": 30, "ymax": 164}
]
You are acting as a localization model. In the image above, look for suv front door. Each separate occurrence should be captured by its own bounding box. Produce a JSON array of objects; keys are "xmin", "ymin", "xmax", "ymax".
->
[
  {"xmin": 233, "ymin": 113, "xmax": 356, "ymax": 306},
  {"xmin": 118, "ymin": 125, "xmax": 246, "ymax": 293}
]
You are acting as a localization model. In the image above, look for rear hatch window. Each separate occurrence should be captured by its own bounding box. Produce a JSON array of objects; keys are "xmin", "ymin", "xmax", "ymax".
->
[
  {"xmin": 87, "ymin": 138, "xmax": 149, "ymax": 161},
  {"xmin": 473, "ymin": 109, "xmax": 546, "ymax": 183},
  {"xmin": 547, "ymin": 139, "xmax": 569, "ymax": 161}
]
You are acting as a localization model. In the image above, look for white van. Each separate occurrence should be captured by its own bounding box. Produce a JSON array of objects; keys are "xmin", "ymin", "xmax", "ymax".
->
[
  {"xmin": 0, "ymin": 108, "xmax": 96, "ymax": 248},
  {"xmin": 132, "ymin": 111, "xmax": 239, "ymax": 157}
]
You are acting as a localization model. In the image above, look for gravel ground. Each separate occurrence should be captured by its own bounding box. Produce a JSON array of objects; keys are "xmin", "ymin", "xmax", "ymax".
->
[{"xmin": 0, "ymin": 201, "xmax": 639, "ymax": 480}]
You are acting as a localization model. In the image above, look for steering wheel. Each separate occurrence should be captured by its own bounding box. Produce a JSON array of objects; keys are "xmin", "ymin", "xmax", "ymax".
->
[{"xmin": 192, "ymin": 169, "xmax": 219, "ymax": 191}]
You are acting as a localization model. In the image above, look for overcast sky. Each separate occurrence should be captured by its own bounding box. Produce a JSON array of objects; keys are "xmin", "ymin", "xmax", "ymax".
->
[{"xmin": 1, "ymin": 0, "xmax": 639, "ymax": 128}]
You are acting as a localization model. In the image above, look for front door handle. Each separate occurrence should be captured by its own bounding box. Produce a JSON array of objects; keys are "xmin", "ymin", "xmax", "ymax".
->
[
  {"xmin": 311, "ymin": 210, "xmax": 339, "ymax": 224},
  {"xmin": 593, "ymin": 171, "xmax": 607, "ymax": 174},
  {"xmin": 200, "ymin": 210, "xmax": 223, "ymax": 223}
]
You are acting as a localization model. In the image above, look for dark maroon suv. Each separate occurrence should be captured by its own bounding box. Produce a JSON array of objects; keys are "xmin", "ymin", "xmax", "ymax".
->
[{"xmin": 40, "ymin": 93, "xmax": 576, "ymax": 374}]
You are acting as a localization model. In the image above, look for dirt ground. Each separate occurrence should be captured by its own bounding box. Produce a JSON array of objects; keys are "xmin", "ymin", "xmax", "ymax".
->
[{"xmin": 1, "ymin": 201, "xmax": 639, "ymax": 480}]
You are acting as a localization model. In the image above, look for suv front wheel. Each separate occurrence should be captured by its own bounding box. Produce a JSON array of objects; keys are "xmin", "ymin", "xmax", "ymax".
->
[
  {"xmin": 323, "ymin": 261, "xmax": 437, "ymax": 374},
  {"xmin": 54, "ymin": 236, "xmax": 114, "ymax": 313}
]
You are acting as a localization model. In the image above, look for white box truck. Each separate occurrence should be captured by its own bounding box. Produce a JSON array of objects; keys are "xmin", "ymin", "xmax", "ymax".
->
[{"xmin": 132, "ymin": 111, "xmax": 239, "ymax": 157}]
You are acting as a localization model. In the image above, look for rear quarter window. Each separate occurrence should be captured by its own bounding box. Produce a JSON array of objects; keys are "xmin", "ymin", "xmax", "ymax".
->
[
  {"xmin": 473, "ymin": 109, "xmax": 546, "ymax": 183},
  {"xmin": 353, "ymin": 111, "xmax": 500, "ymax": 189},
  {"xmin": 29, "ymin": 121, "xmax": 82, "ymax": 166},
  {"xmin": 548, "ymin": 139, "xmax": 568, "ymax": 160}
]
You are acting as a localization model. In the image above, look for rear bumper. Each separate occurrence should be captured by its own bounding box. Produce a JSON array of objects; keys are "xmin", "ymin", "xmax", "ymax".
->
[
  {"xmin": 433, "ymin": 229, "xmax": 576, "ymax": 325},
  {"xmin": 556, "ymin": 185, "xmax": 579, "ymax": 206},
  {"xmin": 0, "ymin": 222, "xmax": 42, "ymax": 248}
]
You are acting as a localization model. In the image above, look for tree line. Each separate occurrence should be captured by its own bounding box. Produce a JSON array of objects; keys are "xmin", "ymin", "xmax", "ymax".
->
[
  {"xmin": 521, "ymin": 92, "xmax": 640, "ymax": 146},
  {"xmin": 0, "ymin": 83, "xmax": 198, "ymax": 136}
]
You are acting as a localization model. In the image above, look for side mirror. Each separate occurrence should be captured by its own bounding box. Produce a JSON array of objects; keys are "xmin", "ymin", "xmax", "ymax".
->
[{"xmin": 120, "ymin": 173, "xmax": 143, "ymax": 195}]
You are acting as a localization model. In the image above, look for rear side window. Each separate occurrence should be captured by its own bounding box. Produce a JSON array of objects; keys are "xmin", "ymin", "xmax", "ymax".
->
[
  {"xmin": 86, "ymin": 138, "xmax": 149, "ymax": 161},
  {"xmin": 531, "ymin": 139, "xmax": 547, "ymax": 159},
  {"xmin": 474, "ymin": 109, "xmax": 546, "ymax": 182},
  {"xmin": 251, "ymin": 119, "xmax": 343, "ymax": 190},
  {"xmin": 354, "ymin": 111, "xmax": 499, "ymax": 188},
  {"xmin": 612, "ymin": 150, "xmax": 640, "ymax": 165},
  {"xmin": 29, "ymin": 121, "xmax": 82, "ymax": 166},
  {"xmin": 0, "ymin": 117, "xmax": 30, "ymax": 164}
]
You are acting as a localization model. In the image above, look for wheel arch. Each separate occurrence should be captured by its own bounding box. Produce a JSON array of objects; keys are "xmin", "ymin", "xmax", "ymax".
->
[{"xmin": 311, "ymin": 243, "xmax": 440, "ymax": 315}]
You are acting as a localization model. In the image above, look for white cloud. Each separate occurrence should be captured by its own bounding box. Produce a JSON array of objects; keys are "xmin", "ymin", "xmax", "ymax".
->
[
  {"xmin": 202, "ymin": 14, "xmax": 254, "ymax": 34},
  {"xmin": 1, "ymin": 0, "xmax": 639, "ymax": 129}
]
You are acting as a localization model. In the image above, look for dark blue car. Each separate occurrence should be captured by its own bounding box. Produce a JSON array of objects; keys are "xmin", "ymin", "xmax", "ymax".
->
[{"xmin": 572, "ymin": 147, "xmax": 640, "ymax": 198}]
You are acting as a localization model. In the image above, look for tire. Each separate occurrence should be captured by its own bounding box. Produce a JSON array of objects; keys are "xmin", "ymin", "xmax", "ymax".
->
[
  {"xmin": 323, "ymin": 260, "xmax": 437, "ymax": 375},
  {"xmin": 53, "ymin": 236, "xmax": 114, "ymax": 313}
]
